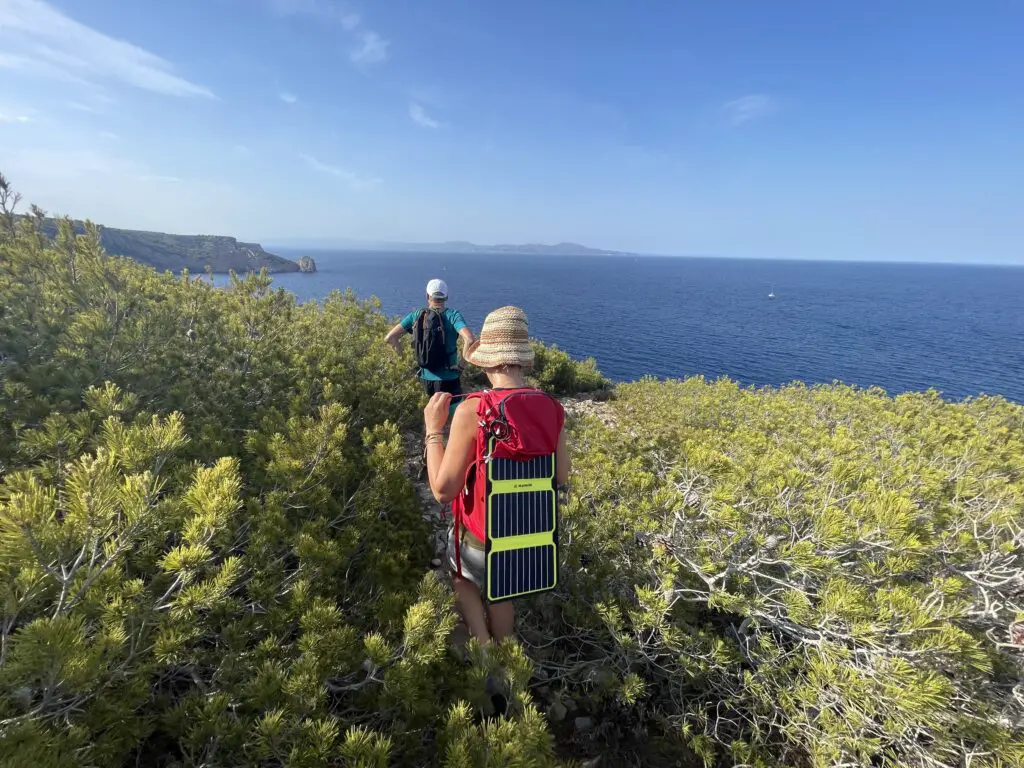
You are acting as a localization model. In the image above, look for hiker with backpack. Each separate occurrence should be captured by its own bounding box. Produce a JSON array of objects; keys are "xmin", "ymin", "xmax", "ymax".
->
[
  {"xmin": 384, "ymin": 278, "xmax": 475, "ymax": 400},
  {"xmin": 422, "ymin": 306, "xmax": 569, "ymax": 645}
]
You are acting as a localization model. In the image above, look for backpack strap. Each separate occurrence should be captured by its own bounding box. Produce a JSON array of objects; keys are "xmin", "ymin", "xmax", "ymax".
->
[
  {"xmin": 435, "ymin": 308, "xmax": 448, "ymax": 364},
  {"xmin": 450, "ymin": 390, "xmax": 486, "ymax": 580}
]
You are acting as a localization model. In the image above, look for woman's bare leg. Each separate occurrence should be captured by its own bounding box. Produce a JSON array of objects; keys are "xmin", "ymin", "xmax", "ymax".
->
[
  {"xmin": 487, "ymin": 602, "xmax": 515, "ymax": 642},
  {"xmin": 452, "ymin": 575, "xmax": 491, "ymax": 643}
]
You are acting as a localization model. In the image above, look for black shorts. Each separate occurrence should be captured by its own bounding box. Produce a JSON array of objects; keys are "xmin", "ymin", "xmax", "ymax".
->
[{"xmin": 423, "ymin": 377, "xmax": 463, "ymax": 397}]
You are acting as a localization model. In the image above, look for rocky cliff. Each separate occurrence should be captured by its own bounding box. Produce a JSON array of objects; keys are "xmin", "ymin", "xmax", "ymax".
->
[{"xmin": 39, "ymin": 219, "xmax": 300, "ymax": 274}]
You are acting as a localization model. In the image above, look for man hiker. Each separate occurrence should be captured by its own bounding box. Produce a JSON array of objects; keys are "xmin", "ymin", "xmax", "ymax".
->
[{"xmin": 384, "ymin": 279, "xmax": 476, "ymax": 400}]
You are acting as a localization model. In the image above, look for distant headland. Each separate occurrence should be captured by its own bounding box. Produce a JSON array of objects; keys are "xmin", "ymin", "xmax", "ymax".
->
[
  {"xmin": 36, "ymin": 218, "xmax": 308, "ymax": 275},
  {"xmin": 268, "ymin": 237, "xmax": 633, "ymax": 257}
]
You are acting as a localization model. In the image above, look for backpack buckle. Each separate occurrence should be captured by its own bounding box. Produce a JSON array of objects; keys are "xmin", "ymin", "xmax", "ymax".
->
[{"xmin": 489, "ymin": 419, "xmax": 511, "ymax": 441}]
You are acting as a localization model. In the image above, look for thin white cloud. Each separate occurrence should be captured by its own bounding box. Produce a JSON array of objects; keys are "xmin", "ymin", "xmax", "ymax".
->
[
  {"xmin": 0, "ymin": 112, "xmax": 32, "ymax": 123},
  {"xmin": 99, "ymin": 131, "xmax": 119, "ymax": 139},
  {"xmin": 0, "ymin": 0, "xmax": 214, "ymax": 98},
  {"xmin": 298, "ymin": 152, "xmax": 381, "ymax": 189},
  {"xmin": 298, "ymin": 152, "xmax": 344, "ymax": 176},
  {"xmin": 67, "ymin": 100, "xmax": 102, "ymax": 113},
  {"xmin": 0, "ymin": 52, "xmax": 30, "ymax": 68},
  {"xmin": 409, "ymin": 102, "xmax": 440, "ymax": 129},
  {"xmin": 268, "ymin": 0, "xmax": 359, "ymax": 29},
  {"xmin": 8, "ymin": 148, "xmax": 183, "ymax": 186},
  {"xmin": 137, "ymin": 174, "xmax": 183, "ymax": 184},
  {"xmin": 4, "ymin": 147, "xmax": 243, "ymax": 235},
  {"xmin": 722, "ymin": 94, "xmax": 776, "ymax": 126},
  {"xmin": 350, "ymin": 31, "xmax": 388, "ymax": 64},
  {"xmin": 0, "ymin": 48, "xmax": 91, "ymax": 87},
  {"xmin": 66, "ymin": 93, "xmax": 115, "ymax": 114},
  {"xmin": 267, "ymin": 1, "xmax": 386, "ymax": 65},
  {"xmin": 279, "ymin": 91, "xmax": 298, "ymax": 104}
]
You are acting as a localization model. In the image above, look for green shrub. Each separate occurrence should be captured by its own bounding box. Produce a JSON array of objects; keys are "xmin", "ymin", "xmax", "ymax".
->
[
  {"xmin": 3, "ymin": 181, "xmax": 1022, "ymax": 767},
  {"xmin": 0, "ymin": 202, "xmax": 560, "ymax": 767},
  {"xmin": 526, "ymin": 377, "xmax": 1024, "ymax": 766},
  {"xmin": 460, "ymin": 340, "xmax": 608, "ymax": 398},
  {"xmin": 528, "ymin": 342, "xmax": 608, "ymax": 397}
]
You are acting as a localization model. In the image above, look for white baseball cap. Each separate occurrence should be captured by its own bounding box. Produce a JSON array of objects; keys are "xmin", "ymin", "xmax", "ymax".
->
[{"xmin": 426, "ymin": 278, "xmax": 448, "ymax": 299}]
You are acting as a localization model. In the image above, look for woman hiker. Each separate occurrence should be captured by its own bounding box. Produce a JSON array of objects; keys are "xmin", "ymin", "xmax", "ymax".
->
[{"xmin": 423, "ymin": 306, "xmax": 570, "ymax": 644}]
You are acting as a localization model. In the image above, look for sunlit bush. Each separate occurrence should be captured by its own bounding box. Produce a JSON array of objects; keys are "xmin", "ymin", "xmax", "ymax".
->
[
  {"xmin": 528, "ymin": 377, "xmax": 1024, "ymax": 766},
  {"xmin": 528, "ymin": 342, "xmax": 608, "ymax": 397},
  {"xmin": 2, "ymin": 177, "xmax": 1021, "ymax": 767},
  {"xmin": 0, "ymin": 195, "xmax": 558, "ymax": 767},
  {"xmin": 460, "ymin": 340, "xmax": 608, "ymax": 398}
]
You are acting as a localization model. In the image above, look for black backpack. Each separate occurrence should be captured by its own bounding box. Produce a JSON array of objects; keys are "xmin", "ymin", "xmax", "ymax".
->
[{"xmin": 413, "ymin": 308, "xmax": 448, "ymax": 371}]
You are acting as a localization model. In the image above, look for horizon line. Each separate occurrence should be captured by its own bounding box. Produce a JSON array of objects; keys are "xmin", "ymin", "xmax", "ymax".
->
[{"xmin": 264, "ymin": 244, "xmax": 1024, "ymax": 269}]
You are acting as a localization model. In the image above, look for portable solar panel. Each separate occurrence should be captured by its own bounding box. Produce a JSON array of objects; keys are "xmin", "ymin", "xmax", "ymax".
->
[{"xmin": 484, "ymin": 438, "xmax": 559, "ymax": 603}]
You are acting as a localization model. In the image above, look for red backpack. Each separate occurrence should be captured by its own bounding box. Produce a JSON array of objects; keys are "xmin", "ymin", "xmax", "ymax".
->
[{"xmin": 451, "ymin": 388, "xmax": 565, "ymax": 601}]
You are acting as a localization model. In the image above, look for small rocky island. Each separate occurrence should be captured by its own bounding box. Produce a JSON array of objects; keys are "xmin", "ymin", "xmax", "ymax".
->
[
  {"xmin": 38, "ymin": 218, "xmax": 301, "ymax": 274},
  {"xmin": 297, "ymin": 256, "xmax": 317, "ymax": 273}
]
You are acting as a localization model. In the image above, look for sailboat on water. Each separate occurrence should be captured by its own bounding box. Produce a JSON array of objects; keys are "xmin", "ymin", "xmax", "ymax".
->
[{"xmin": 768, "ymin": 285, "xmax": 776, "ymax": 299}]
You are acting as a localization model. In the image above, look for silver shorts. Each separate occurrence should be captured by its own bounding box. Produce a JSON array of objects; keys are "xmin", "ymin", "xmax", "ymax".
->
[{"xmin": 446, "ymin": 525, "xmax": 486, "ymax": 587}]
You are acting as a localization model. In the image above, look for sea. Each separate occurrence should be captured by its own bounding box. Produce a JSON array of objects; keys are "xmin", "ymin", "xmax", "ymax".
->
[{"xmin": 225, "ymin": 251, "xmax": 1024, "ymax": 403}]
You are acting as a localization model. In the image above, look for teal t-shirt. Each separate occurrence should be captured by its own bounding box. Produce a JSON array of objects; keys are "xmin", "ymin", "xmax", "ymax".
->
[{"xmin": 401, "ymin": 307, "xmax": 468, "ymax": 381}]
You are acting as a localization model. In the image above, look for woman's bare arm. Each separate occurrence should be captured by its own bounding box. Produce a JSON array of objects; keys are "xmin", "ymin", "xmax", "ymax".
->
[{"xmin": 427, "ymin": 399, "xmax": 477, "ymax": 503}]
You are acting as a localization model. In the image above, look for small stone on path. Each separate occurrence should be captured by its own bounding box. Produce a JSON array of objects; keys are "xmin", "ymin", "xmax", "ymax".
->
[
  {"xmin": 548, "ymin": 701, "xmax": 567, "ymax": 722},
  {"xmin": 574, "ymin": 716, "xmax": 594, "ymax": 732}
]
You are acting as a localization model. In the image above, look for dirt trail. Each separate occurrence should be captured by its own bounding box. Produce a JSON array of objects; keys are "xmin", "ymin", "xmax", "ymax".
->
[{"xmin": 401, "ymin": 394, "xmax": 616, "ymax": 758}]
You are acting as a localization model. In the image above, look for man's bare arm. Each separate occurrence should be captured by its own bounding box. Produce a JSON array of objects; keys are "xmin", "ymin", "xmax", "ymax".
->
[
  {"xmin": 457, "ymin": 327, "xmax": 476, "ymax": 365},
  {"xmin": 384, "ymin": 323, "xmax": 406, "ymax": 350}
]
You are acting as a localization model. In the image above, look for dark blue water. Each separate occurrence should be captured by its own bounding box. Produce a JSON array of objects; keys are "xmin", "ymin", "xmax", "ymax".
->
[{"xmin": 234, "ymin": 251, "xmax": 1024, "ymax": 402}]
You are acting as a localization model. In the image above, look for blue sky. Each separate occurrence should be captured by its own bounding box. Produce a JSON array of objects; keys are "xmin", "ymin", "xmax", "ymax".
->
[{"xmin": 1, "ymin": 0, "xmax": 1022, "ymax": 262}]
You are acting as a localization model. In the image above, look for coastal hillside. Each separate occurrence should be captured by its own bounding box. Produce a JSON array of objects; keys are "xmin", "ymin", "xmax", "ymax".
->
[
  {"xmin": 1, "ymin": 189, "xmax": 1022, "ymax": 767},
  {"xmin": 36, "ymin": 217, "xmax": 302, "ymax": 274},
  {"xmin": 269, "ymin": 237, "xmax": 629, "ymax": 256}
]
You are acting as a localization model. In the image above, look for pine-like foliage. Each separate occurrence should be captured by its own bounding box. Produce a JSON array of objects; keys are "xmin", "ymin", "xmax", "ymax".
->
[
  {"xmin": 535, "ymin": 378, "xmax": 1024, "ymax": 766},
  {"xmin": 0, "ymin": 198, "xmax": 560, "ymax": 767},
  {"xmin": 3, "ymin": 181, "xmax": 1022, "ymax": 767},
  {"xmin": 463, "ymin": 343, "xmax": 608, "ymax": 398}
]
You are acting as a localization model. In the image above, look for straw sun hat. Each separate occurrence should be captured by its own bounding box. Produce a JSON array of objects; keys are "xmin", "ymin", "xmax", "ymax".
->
[{"xmin": 463, "ymin": 306, "xmax": 535, "ymax": 370}]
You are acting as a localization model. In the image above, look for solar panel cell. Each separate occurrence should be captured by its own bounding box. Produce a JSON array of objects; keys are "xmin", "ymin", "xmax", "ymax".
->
[{"xmin": 485, "ymin": 438, "xmax": 560, "ymax": 602}]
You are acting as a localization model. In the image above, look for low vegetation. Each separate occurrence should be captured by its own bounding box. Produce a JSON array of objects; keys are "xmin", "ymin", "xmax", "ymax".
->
[
  {"xmin": 529, "ymin": 343, "xmax": 608, "ymax": 396},
  {"xmin": 548, "ymin": 379, "xmax": 1023, "ymax": 765},
  {"xmin": 1, "ymin": 179, "xmax": 1021, "ymax": 766},
  {"xmin": 461, "ymin": 342, "xmax": 608, "ymax": 398}
]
